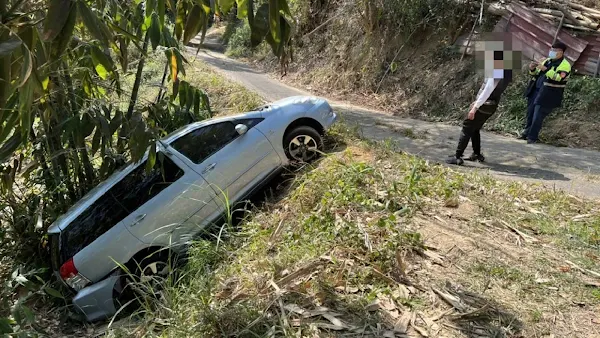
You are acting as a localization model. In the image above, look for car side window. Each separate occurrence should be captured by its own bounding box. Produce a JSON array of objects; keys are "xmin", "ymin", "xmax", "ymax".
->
[
  {"xmin": 170, "ymin": 122, "xmax": 239, "ymax": 164},
  {"xmin": 60, "ymin": 153, "xmax": 184, "ymax": 262}
]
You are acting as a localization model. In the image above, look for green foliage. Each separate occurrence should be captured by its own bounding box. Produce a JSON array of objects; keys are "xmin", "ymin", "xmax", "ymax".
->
[
  {"xmin": 225, "ymin": 21, "xmax": 252, "ymax": 57},
  {"xmin": 0, "ymin": 0, "xmax": 291, "ymax": 334}
]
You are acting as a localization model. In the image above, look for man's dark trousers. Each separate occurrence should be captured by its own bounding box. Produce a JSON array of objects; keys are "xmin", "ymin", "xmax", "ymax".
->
[
  {"xmin": 522, "ymin": 92, "xmax": 537, "ymax": 137},
  {"xmin": 527, "ymin": 104, "xmax": 553, "ymax": 142},
  {"xmin": 455, "ymin": 109, "xmax": 494, "ymax": 158}
]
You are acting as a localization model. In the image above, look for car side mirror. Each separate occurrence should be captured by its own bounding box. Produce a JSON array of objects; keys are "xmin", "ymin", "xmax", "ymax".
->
[{"xmin": 235, "ymin": 124, "xmax": 248, "ymax": 135}]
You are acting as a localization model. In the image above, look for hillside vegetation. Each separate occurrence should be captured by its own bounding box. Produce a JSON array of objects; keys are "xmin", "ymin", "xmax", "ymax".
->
[
  {"xmin": 107, "ymin": 123, "xmax": 600, "ymax": 337},
  {"xmin": 223, "ymin": 0, "xmax": 600, "ymax": 150}
]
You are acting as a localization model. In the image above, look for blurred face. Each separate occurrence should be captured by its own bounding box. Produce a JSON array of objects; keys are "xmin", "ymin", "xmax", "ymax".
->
[
  {"xmin": 549, "ymin": 48, "xmax": 564, "ymax": 60},
  {"xmin": 474, "ymin": 33, "xmax": 522, "ymax": 79}
]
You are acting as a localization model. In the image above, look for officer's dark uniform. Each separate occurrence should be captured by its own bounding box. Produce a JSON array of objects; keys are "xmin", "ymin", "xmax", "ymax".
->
[{"xmin": 522, "ymin": 55, "xmax": 572, "ymax": 142}]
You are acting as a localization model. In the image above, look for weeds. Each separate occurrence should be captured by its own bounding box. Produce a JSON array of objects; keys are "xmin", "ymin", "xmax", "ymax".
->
[{"xmin": 106, "ymin": 121, "xmax": 600, "ymax": 337}]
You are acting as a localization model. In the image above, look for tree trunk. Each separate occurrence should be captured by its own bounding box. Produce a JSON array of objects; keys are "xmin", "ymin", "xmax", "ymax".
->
[
  {"xmin": 39, "ymin": 112, "xmax": 67, "ymax": 205},
  {"xmin": 63, "ymin": 66, "xmax": 95, "ymax": 191},
  {"xmin": 155, "ymin": 62, "xmax": 169, "ymax": 103},
  {"xmin": 127, "ymin": 31, "xmax": 150, "ymax": 120},
  {"xmin": 29, "ymin": 126, "xmax": 63, "ymax": 206},
  {"xmin": 47, "ymin": 73, "xmax": 77, "ymax": 201}
]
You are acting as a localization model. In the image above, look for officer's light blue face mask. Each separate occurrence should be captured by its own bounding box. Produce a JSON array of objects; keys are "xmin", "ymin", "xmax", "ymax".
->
[{"xmin": 549, "ymin": 50, "xmax": 558, "ymax": 59}]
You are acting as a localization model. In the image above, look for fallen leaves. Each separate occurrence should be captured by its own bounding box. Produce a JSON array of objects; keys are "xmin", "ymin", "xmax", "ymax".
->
[
  {"xmin": 418, "ymin": 249, "xmax": 445, "ymax": 267},
  {"xmin": 558, "ymin": 265, "xmax": 572, "ymax": 273},
  {"xmin": 285, "ymin": 305, "xmax": 349, "ymax": 330}
]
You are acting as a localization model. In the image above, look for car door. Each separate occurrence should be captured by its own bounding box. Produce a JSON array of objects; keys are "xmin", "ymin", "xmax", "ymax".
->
[
  {"xmin": 169, "ymin": 118, "xmax": 280, "ymax": 210},
  {"xmin": 118, "ymin": 146, "xmax": 220, "ymax": 246}
]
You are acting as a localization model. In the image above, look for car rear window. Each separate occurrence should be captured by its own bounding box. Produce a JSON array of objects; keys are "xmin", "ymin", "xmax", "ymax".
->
[{"xmin": 58, "ymin": 153, "xmax": 184, "ymax": 264}]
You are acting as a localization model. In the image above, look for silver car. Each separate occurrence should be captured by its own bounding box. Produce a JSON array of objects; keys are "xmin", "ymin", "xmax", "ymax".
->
[{"xmin": 47, "ymin": 96, "xmax": 337, "ymax": 322}]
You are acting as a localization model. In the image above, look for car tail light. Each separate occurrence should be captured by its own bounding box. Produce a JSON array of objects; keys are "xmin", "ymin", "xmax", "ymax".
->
[{"xmin": 59, "ymin": 258, "xmax": 91, "ymax": 291}]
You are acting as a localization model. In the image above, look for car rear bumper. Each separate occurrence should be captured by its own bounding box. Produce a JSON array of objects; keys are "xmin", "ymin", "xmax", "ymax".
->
[{"xmin": 72, "ymin": 272, "xmax": 120, "ymax": 322}]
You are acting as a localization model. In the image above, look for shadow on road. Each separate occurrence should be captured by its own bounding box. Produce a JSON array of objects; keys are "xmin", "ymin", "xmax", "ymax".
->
[{"xmin": 481, "ymin": 161, "xmax": 570, "ymax": 181}]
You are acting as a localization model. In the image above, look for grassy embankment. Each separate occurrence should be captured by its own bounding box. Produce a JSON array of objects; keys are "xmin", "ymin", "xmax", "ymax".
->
[{"xmin": 106, "ymin": 89, "xmax": 600, "ymax": 337}]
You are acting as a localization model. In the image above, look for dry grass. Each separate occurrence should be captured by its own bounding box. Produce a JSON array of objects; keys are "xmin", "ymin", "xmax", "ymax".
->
[
  {"xmin": 105, "ymin": 122, "xmax": 600, "ymax": 338},
  {"xmin": 120, "ymin": 52, "xmax": 264, "ymax": 117}
]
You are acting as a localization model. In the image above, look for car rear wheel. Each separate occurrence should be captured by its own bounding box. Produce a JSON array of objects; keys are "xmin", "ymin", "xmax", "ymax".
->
[
  {"xmin": 284, "ymin": 126, "xmax": 323, "ymax": 163},
  {"xmin": 124, "ymin": 250, "xmax": 175, "ymax": 298}
]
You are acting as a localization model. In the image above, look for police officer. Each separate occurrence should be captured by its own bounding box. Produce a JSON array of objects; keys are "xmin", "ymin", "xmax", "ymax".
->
[{"xmin": 520, "ymin": 41, "xmax": 571, "ymax": 144}]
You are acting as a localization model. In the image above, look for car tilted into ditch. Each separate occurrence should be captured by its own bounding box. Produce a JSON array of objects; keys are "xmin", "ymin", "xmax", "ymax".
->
[{"xmin": 47, "ymin": 96, "xmax": 337, "ymax": 322}]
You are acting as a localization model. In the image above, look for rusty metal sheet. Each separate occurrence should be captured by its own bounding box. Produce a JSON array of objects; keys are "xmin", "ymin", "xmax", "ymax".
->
[
  {"xmin": 575, "ymin": 34, "xmax": 600, "ymax": 75},
  {"xmin": 507, "ymin": 2, "xmax": 588, "ymax": 53},
  {"xmin": 491, "ymin": 2, "xmax": 598, "ymax": 75},
  {"xmin": 503, "ymin": 2, "xmax": 588, "ymax": 63}
]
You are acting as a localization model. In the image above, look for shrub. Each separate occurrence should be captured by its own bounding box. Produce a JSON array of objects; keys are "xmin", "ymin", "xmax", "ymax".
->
[{"xmin": 225, "ymin": 22, "xmax": 252, "ymax": 58}]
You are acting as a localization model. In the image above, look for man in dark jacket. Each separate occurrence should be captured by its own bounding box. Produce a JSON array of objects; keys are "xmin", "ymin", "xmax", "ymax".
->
[
  {"xmin": 446, "ymin": 49, "xmax": 513, "ymax": 165},
  {"xmin": 520, "ymin": 41, "xmax": 572, "ymax": 144}
]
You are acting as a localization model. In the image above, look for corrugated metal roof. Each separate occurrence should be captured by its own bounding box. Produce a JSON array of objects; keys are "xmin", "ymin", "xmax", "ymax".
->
[
  {"xmin": 455, "ymin": 1, "xmax": 600, "ymax": 76},
  {"xmin": 494, "ymin": 2, "xmax": 588, "ymax": 65},
  {"xmin": 574, "ymin": 34, "xmax": 600, "ymax": 76}
]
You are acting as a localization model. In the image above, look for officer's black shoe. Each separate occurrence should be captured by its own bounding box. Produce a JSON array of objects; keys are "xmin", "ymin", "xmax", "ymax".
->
[
  {"xmin": 518, "ymin": 134, "xmax": 527, "ymax": 140},
  {"xmin": 527, "ymin": 139, "xmax": 537, "ymax": 144},
  {"xmin": 466, "ymin": 153, "xmax": 485, "ymax": 162},
  {"xmin": 445, "ymin": 156, "xmax": 464, "ymax": 166}
]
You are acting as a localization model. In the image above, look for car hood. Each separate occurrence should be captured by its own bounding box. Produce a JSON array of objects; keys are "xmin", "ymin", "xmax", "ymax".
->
[{"xmin": 269, "ymin": 96, "xmax": 324, "ymax": 108}]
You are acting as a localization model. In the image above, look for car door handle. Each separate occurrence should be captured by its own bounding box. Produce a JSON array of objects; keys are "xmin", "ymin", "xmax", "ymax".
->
[
  {"xmin": 132, "ymin": 214, "xmax": 147, "ymax": 226},
  {"xmin": 202, "ymin": 163, "xmax": 217, "ymax": 174}
]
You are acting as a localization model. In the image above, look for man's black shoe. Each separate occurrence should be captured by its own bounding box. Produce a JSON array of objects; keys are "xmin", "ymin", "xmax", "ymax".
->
[
  {"xmin": 527, "ymin": 139, "xmax": 537, "ymax": 144},
  {"xmin": 445, "ymin": 156, "xmax": 464, "ymax": 166},
  {"xmin": 466, "ymin": 153, "xmax": 485, "ymax": 162},
  {"xmin": 518, "ymin": 134, "xmax": 527, "ymax": 140}
]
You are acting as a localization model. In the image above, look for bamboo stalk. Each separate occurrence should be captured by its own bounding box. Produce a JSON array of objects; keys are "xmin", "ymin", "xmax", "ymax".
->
[
  {"xmin": 538, "ymin": 12, "xmax": 599, "ymax": 29},
  {"xmin": 562, "ymin": 22, "xmax": 598, "ymax": 32},
  {"xmin": 554, "ymin": 0, "xmax": 600, "ymax": 17},
  {"xmin": 475, "ymin": 1, "xmax": 600, "ymax": 31},
  {"xmin": 532, "ymin": 7, "xmax": 595, "ymax": 26}
]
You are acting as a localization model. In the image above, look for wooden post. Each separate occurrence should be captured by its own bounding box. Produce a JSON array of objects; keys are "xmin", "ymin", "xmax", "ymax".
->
[
  {"xmin": 595, "ymin": 52, "xmax": 600, "ymax": 77},
  {"xmin": 461, "ymin": 0, "xmax": 485, "ymax": 61},
  {"xmin": 552, "ymin": 11, "xmax": 565, "ymax": 45},
  {"xmin": 505, "ymin": 13, "xmax": 514, "ymax": 32}
]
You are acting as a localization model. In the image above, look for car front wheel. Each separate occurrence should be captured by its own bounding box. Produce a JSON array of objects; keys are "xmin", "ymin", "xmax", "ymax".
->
[{"xmin": 284, "ymin": 126, "xmax": 324, "ymax": 163}]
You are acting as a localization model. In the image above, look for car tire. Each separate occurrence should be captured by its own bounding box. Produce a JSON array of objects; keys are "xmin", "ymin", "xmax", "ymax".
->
[
  {"xmin": 122, "ymin": 249, "xmax": 176, "ymax": 299},
  {"xmin": 283, "ymin": 126, "xmax": 324, "ymax": 163}
]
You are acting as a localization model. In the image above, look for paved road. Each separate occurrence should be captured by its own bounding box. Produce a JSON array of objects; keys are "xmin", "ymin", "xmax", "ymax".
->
[{"xmin": 187, "ymin": 44, "xmax": 600, "ymax": 200}]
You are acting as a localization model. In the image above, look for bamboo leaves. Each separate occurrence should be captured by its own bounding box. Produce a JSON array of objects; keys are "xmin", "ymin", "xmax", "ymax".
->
[
  {"xmin": 15, "ymin": 45, "xmax": 32, "ymax": 89},
  {"xmin": 43, "ymin": 0, "xmax": 73, "ymax": 41},
  {"xmin": 241, "ymin": 0, "xmax": 294, "ymax": 62},
  {"xmin": 91, "ymin": 46, "xmax": 115, "ymax": 80},
  {"xmin": 219, "ymin": 0, "xmax": 236, "ymax": 15},
  {"xmin": 269, "ymin": 0, "xmax": 281, "ymax": 44},
  {"xmin": 150, "ymin": 12, "xmax": 162, "ymax": 50},
  {"xmin": 183, "ymin": 5, "xmax": 203, "ymax": 45},
  {"xmin": 165, "ymin": 48, "xmax": 185, "ymax": 82},
  {"xmin": 18, "ymin": 81, "xmax": 33, "ymax": 140},
  {"xmin": 175, "ymin": 0, "xmax": 186, "ymax": 41},
  {"xmin": 251, "ymin": 4, "xmax": 270, "ymax": 47},
  {"xmin": 0, "ymin": 38, "xmax": 21, "ymax": 57},
  {"xmin": 46, "ymin": 1, "xmax": 77, "ymax": 60},
  {"xmin": 78, "ymin": 1, "xmax": 113, "ymax": 46}
]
